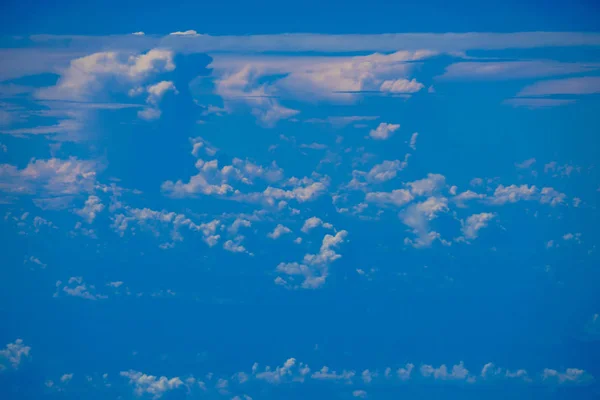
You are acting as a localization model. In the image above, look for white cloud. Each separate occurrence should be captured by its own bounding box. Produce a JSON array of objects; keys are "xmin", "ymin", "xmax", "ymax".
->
[
  {"xmin": 301, "ymin": 217, "xmax": 333, "ymax": 233},
  {"xmin": 401, "ymin": 197, "xmax": 449, "ymax": 248},
  {"xmin": 461, "ymin": 212, "xmax": 495, "ymax": 240},
  {"xmin": 312, "ymin": 366, "xmax": 355, "ymax": 381},
  {"xmin": 369, "ymin": 122, "xmax": 400, "ymax": 140},
  {"xmin": 75, "ymin": 195, "xmax": 105, "ymax": 223},
  {"xmin": 352, "ymin": 389, "xmax": 368, "ymax": 398},
  {"xmin": 441, "ymin": 61, "xmax": 600, "ymax": 80},
  {"xmin": 515, "ymin": 158, "xmax": 536, "ymax": 169},
  {"xmin": 0, "ymin": 339, "xmax": 31, "ymax": 370},
  {"xmin": 409, "ymin": 132, "xmax": 418, "ymax": 150},
  {"xmin": 420, "ymin": 362, "xmax": 472, "ymax": 382},
  {"xmin": 36, "ymin": 49, "xmax": 176, "ymax": 101},
  {"xmin": 0, "ymin": 157, "xmax": 99, "ymax": 207},
  {"xmin": 55, "ymin": 277, "xmax": 107, "ymax": 300},
  {"xmin": 366, "ymin": 189, "xmax": 413, "ymax": 207},
  {"xmin": 268, "ymin": 224, "xmax": 292, "ymax": 239},
  {"xmin": 408, "ymin": 173, "xmax": 446, "ymax": 196},
  {"xmin": 276, "ymin": 230, "xmax": 348, "ymax": 289},
  {"xmin": 518, "ymin": 76, "xmax": 600, "ymax": 97},
  {"xmin": 488, "ymin": 184, "xmax": 537, "ymax": 205},
  {"xmin": 121, "ymin": 370, "xmax": 184, "ymax": 398},
  {"xmin": 380, "ymin": 78, "xmax": 424, "ymax": 93},
  {"xmin": 169, "ymin": 30, "xmax": 200, "ymax": 37},
  {"xmin": 542, "ymin": 368, "xmax": 593, "ymax": 384}
]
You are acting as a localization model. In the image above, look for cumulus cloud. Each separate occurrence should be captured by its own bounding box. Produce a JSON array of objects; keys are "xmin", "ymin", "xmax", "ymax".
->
[
  {"xmin": 55, "ymin": 277, "xmax": 107, "ymax": 300},
  {"xmin": 75, "ymin": 195, "xmax": 104, "ymax": 223},
  {"xmin": 36, "ymin": 49, "xmax": 176, "ymax": 101},
  {"xmin": 461, "ymin": 212, "xmax": 495, "ymax": 240},
  {"xmin": 0, "ymin": 157, "xmax": 99, "ymax": 208},
  {"xmin": 267, "ymin": 224, "xmax": 292, "ymax": 239},
  {"xmin": 369, "ymin": 122, "xmax": 400, "ymax": 140},
  {"xmin": 301, "ymin": 217, "xmax": 333, "ymax": 233},
  {"xmin": 121, "ymin": 370, "xmax": 184, "ymax": 398},
  {"xmin": 401, "ymin": 197, "xmax": 450, "ymax": 248},
  {"xmin": 276, "ymin": 230, "xmax": 348, "ymax": 289},
  {"xmin": 0, "ymin": 339, "xmax": 31, "ymax": 370}
]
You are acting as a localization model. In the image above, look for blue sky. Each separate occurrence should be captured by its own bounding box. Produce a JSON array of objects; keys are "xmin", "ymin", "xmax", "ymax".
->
[{"xmin": 1, "ymin": 1, "xmax": 600, "ymax": 399}]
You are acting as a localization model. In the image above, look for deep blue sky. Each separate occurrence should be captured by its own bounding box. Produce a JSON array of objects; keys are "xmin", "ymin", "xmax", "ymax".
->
[{"xmin": 0, "ymin": 2, "xmax": 600, "ymax": 399}]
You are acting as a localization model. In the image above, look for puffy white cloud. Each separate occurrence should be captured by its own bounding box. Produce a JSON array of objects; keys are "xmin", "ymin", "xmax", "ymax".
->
[
  {"xmin": 366, "ymin": 189, "xmax": 413, "ymax": 207},
  {"xmin": 397, "ymin": 363, "xmax": 414, "ymax": 381},
  {"xmin": 0, "ymin": 157, "xmax": 98, "ymax": 204},
  {"xmin": 380, "ymin": 78, "xmax": 424, "ymax": 93},
  {"xmin": 401, "ymin": 197, "xmax": 449, "ymax": 248},
  {"xmin": 0, "ymin": 339, "xmax": 31, "ymax": 370},
  {"xmin": 408, "ymin": 173, "xmax": 446, "ymax": 196},
  {"xmin": 352, "ymin": 389, "xmax": 368, "ymax": 398},
  {"xmin": 276, "ymin": 230, "xmax": 348, "ymax": 289},
  {"xmin": 312, "ymin": 366, "xmax": 355, "ymax": 381},
  {"xmin": 121, "ymin": 370, "xmax": 184, "ymax": 398},
  {"xmin": 162, "ymin": 156, "xmax": 284, "ymax": 199},
  {"xmin": 420, "ymin": 362, "xmax": 472, "ymax": 382},
  {"xmin": 111, "ymin": 207, "xmax": 222, "ymax": 247},
  {"xmin": 57, "ymin": 277, "xmax": 108, "ymax": 300},
  {"xmin": 369, "ymin": 122, "xmax": 400, "ymax": 140},
  {"xmin": 461, "ymin": 212, "xmax": 495, "ymax": 240},
  {"xmin": 542, "ymin": 368, "xmax": 593, "ymax": 384},
  {"xmin": 75, "ymin": 195, "xmax": 104, "ymax": 223},
  {"xmin": 36, "ymin": 49, "xmax": 175, "ymax": 101},
  {"xmin": 540, "ymin": 187, "xmax": 566, "ymax": 206},
  {"xmin": 254, "ymin": 358, "xmax": 311, "ymax": 384},
  {"xmin": 301, "ymin": 217, "xmax": 333, "ymax": 233},
  {"xmin": 452, "ymin": 190, "xmax": 485, "ymax": 207},
  {"xmin": 488, "ymin": 184, "xmax": 537, "ymax": 205},
  {"xmin": 169, "ymin": 30, "xmax": 200, "ymax": 37},
  {"xmin": 223, "ymin": 236, "xmax": 249, "ymax": 254},
  {"xmin": 267, "ymin": 224, "xmax": 292, "ymax": 239}
]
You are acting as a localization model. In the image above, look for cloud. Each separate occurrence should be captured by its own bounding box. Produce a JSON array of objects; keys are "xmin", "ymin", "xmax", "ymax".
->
[
  {"xmin": 409, "ymin": 132, "xmax": 418, "ymax": 150},
  {"xmin": 461, "ymin": 212, "xmax": 495, "ymax": 240},
  {"xmin": 504, "ymin": 98, "xmax": 576, "ymax": 109},
  {"xmin": 517, "ymin": 76, "xmax": 600, "ymax": 97},
  {"xmin": 162, "ymin": 156, "xmax": 284, "ymax": 199},
  {"xmin": 36, "ymin": 49, "xmax": 176, "ymax": 101},
  {"xmin": 369, "ymin": 122, "xmax": 400, "ymax": 140},
  {"xmin": 420, "ymin": 362, "xmax": 473, "ymax": 382},
  {"xmin": 0, "ymin": 339, "xmax": 31, "ymax": 370},
  {"xmin": 515, "ymin": 158, "xmax": 536, "ymax": 169},
  {"xmin": 0, "ymin": 157, "xmax": 99, "ymax": 207},
  {"xmin": 380, "ymin": 78, "xmax": 424, "ymax": 93},
  {"xmin": 301, "ymin": 217, "xmax": 333, "ymax": 233},
  {"xmin": 440, "ymin": 61, "xmax": 600, "ymax": 80},
  {"xmin": 267, "ymin": 224, "xmax": 292, "ymax": 239},
  {"xmin": 55, "ymin": 277, "xmax": 107, "ymax": 300},
  {"xmin": 223, "ymin": 236, "xmax": 250, "ymax": 254},
  {"xmin": 169, "ymin": 30, "xmax": 200, "ymax": 37},
  {"xmin": 488, "ymin": 184, "xmax": 537, "ymax": 205},
  {"xmin": 276, "ymin": 230, "xmax": 348, "ymax": 289},
  {"xmin": 311, "ymin": 366, "xmax": 355, "ymax": 381},
  {"xmin": 401, "ymin": 197, "xmax": 449, "ymax": 248},
  {"xmin": 121, "ymin": 370, "xmax": 184, "ymax": 399},
  {"xmin": 75, "ymin": 195, "xmax": 104, "ymax": 223},
  {"xmin": 542, "ymin": 368, "xmax": 593, "ymax": 384},
  {"xmin": 366, "ymin": 189, "xmax": 414, "ymax": 207}
]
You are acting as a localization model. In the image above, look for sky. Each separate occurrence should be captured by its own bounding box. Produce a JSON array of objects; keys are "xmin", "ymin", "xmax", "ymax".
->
[{"xmin": 1, "ymin": 1, "xmax": 600, "ymax": 399}]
